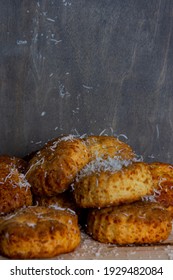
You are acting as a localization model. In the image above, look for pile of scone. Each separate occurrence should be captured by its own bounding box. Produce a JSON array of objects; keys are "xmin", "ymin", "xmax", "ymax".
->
[{"xmin": 0, "ymin": 134, "xmax": 173, "ymax": 259}]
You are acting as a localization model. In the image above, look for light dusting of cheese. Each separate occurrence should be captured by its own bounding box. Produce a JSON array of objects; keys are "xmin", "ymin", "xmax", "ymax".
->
[
  {"xmin": 76, "ymin": 156, "xmax": 132, "ymax": 180},
  {"xmin": 26, "ymin": 134, "xmax": 85, "ymax": 175},
  {"xmin": 2, "ymin": 211, "xmax": 19, "ymax": 221},
  {"xmin": 165, "ymin": 245, "xmax": 173, "ymax": 259},
  {"xmin": 17, "ymin": 173, "xmax": 31, "ymax": 190},
  {"xmin": 46, "ymin": 134, "xmax": 78, "ymax": 152},
  {"xmin": 3, "ymin": 168, "xmax": 16, "ymax": 182},
  {"xmin": 49, "ymin": 204, "xmax": 76, "ymax": 215},
  {"xmin": 142, "ymin": 194, "xmax": 156, "ymax": 203},
  {"xmin": 0, "ymin": 167, "xmax": 31, "ymax": 190},
  {"xmin": 26, "ymin": 222, "xmax": 36, "ymax": 228},
  {"xmin": 142, "ymin": 188, "xmax": 162, "ymax": 203}
]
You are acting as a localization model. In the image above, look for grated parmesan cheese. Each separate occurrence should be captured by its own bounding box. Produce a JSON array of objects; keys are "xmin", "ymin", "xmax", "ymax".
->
[
  {"xmin": 46, "ymin": 134, "xmax": 78, "ymax": 152},
  {"xmin": 49, "ymin": 204, "xmax": 76, "ymax": 215},
  {"xmin": 26, "ymin": 222, "xmax": 36, "ymax": 228},
  {"xmin": 76, "ymin": 156, "xmax": 132, "ymax": 181}
]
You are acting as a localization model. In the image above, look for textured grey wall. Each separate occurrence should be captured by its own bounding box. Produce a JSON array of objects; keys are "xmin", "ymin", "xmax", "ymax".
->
[{"xmin": 1, "ymin": 0, "xmax": 173, "ymax": 162}]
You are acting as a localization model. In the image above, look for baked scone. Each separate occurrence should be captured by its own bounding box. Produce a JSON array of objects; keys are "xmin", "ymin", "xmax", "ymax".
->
[
  {"xmin": 0, "ymin": 161, "xmax": 32, "ymax": 215},
  {"xmin": 86, "ymin": 201, "xmax": 172, "ymax": 244},
  {"xmin": 0, "ymin": 206, "xmax": 81, "ymax": 259},
  {"xmin": 26, "ymin": 135, "xmax": 90, "ymax": 196},
  {"xmin": 85, "ymin": 135, "xmax": 135, "ymax": 160},
  {"xmin": 144, "ymin": 162, "xmax": 173, "ymax": 217},
  {"xmin": 74, "ymin": 161, "xmax": 153, "ymax": 208}
]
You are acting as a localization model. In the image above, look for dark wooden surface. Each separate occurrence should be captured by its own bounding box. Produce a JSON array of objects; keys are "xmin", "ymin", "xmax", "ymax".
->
[{"xmin": 1, "ymin": 0, "xmax": 173, "ymax": 162}]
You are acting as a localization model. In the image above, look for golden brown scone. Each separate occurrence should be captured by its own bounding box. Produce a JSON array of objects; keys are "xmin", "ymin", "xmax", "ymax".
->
[
  {"xmin": 144, "ymin": 162, "xmax": 173, "ymax": 217},
  {"xmin": 85, "ymin": 135, "xmax": 135, "ymax": 160},
  {"xmin": 0, "ymin": 155, "xmax": 28, "ymax": 173},
  {"xmin": 26, "ymin": 135, "xmax": 90, "ymax": 196},
  {"xmin": 86, "ymin": 201, "xmax": 172, "ymax": 245},
  {"xmin": 0, "ymin": 162, "xmax": 32, "ymax": 215},
  {"xmin": 74, "ymin": 161, "xmax": 153, "ymax": 208},
  {"xmin": 0, "ymin": 206, "xmax": 81, "ymax": 259}
]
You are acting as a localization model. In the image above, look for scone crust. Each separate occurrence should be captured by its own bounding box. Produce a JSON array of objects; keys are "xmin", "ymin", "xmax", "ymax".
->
[
  {"xmin": 0, "ymin": 206, "xmax": 80, "ymax": 259},
  {"xmin": 74, "ymin": 162, "xmax": 153, "ymax": 208},
  {"xmin": 86, "ymin": 201, "xmax": 172, "ymax": 244},
  {"xmin": 26, "ymin": 136, "xmax": 90, "ymax": 196},
  {"xmin": 85, "ymin": 135, "xmax": 135, "ymax": 160}
]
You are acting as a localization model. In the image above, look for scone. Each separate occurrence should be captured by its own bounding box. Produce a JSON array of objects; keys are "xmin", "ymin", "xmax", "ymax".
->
[
  {"xmin": 0, "ymin": 206, "xmax": 81, "ymax": 259},
  {"xmin": 86, "ymin": 201, "xmax": 172, "ymax": 244},
  {"xmin": 74, "ymin": 161, "xmax": 153, "ymax": 208},
  {"xmin": 26, "ymin": 135, "xmax": 90, "ymax": 196}
]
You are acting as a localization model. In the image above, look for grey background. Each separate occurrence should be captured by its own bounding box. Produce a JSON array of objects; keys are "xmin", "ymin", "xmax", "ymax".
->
[{"xmin": 1, "ymin": 0, "xmax": 173, "ymax": 162}]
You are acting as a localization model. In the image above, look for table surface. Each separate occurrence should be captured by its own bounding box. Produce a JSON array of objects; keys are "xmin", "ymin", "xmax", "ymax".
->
[{"xmin": 55, "ymin": 227, "xmax": 173, "ymax": 260}]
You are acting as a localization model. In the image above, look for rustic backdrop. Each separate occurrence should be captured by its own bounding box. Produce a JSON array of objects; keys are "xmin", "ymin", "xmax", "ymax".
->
[{"xmin": 1, "ymin": 0, "xmax": 173, "ymax": 162}]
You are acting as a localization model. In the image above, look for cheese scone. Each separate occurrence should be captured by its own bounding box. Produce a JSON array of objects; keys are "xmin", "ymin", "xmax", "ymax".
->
[
  {"xmin": 86, "ymin": 201, "xmax": 172, "ymax": 244},
  {"xmin": 74, "ymin": 161, "xmax": 153, "ymax": 208},
  {"xmin": 0, "ymin": 206, "xmax": 81, "ymax": 259},
  {"xmin": 26, "ymin": 135, "xmax": 90, "ymax": 196}
]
